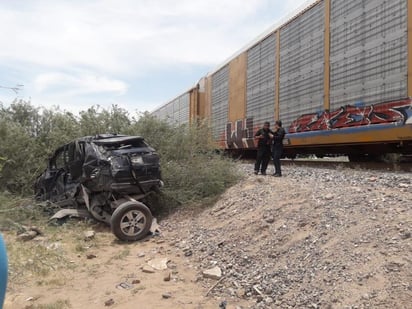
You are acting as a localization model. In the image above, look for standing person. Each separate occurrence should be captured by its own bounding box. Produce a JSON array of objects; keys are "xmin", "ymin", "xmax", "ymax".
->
[
  {"xmin": 272, "ymin": 120, "xmax": 285, "ymax": 177},
  {"xmin": 254, "ymin": 122, "xmax": 274, "ymax": 175}
]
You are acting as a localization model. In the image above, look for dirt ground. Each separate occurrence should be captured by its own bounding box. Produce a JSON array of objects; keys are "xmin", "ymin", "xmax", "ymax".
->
[
  {"xmin": 3, "ymin": 164, "xmax": 412, "ymax": 308},
  {"xmin": 3, "ymin": 224, "xmax": 251, "ymax": 309}
]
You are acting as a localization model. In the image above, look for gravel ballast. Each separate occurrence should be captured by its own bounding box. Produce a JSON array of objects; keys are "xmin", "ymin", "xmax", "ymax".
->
[{"xmin": 164, "ymin": 164, "xmax": 412, "ymax": 308}]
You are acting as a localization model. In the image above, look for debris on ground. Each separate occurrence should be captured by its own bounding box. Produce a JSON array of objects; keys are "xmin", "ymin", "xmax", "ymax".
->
[
  {"xmin": 147, "ymin": 257, "xmax": 169, "ymax": 270},
  {"xmin": 202, "ymin": 266, "xmax": 222, "ymax": 280},
  {"xmin": 142, "ymin": 265, "xmax": 155, "ymax": 274},
  {"xmin": 104, "ymin": 298, "xmax": 115, "ymax": 306},
  {"xmin": 83, "ymin": 230, "xmax": 95, "ymax": 240},
  {"xmin": 17, "ymin": 226, "xmax": 42, "ymax": 241},
  {"xmin": 116, "ymin": 282, "xmax": 133, "ymax": 290}
]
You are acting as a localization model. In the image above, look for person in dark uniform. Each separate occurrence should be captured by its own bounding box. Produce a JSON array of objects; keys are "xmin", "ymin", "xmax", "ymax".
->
[
  {"xmin": 272, "ymin": 120, "xmax": 285, "ymax": 177},
  {"xmin": 254, "ymin": 122, "xmax": 274, "ymax": 175}
]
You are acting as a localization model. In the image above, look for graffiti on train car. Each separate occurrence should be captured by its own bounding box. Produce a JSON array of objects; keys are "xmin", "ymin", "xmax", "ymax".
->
[
  {"xmin": 224, "ymin": 118, "xmax": 280, "ymax": 149},
  {"xmin": 224, "ymin": 118, "xmax": 256, "ymax": 149},
  {"xmin": 222, "ymin": 98, "xmax": 412, "ymax": 149},
  {"xmin": 289, "ymin": 99, "xmax": 412, "ymax": 133}
]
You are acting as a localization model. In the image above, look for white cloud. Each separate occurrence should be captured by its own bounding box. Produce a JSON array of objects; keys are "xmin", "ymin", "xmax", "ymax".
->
[
  {"xmin": 30, "ymin": 92, "xmax": 157, "ymax": 116},
  {"xmin": 0, "ymin": 0, "xmax": 311, "ymax": 111},
  {"xmin": 33, "ymin": 72, "xmax": 127, "ymax": 96},
  {"xmin": 0, "ymin": 0, "xmax": 275, "ymax": 73}
]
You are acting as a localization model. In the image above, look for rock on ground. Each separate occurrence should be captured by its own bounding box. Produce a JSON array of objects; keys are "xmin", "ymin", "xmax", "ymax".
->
[
  {"xmin": 164, "ymin": 163, "xmax": 412, "ymax": 309},
  {"xmin": 203, "ymin": 266, "xmax": 222, "ymax": 280}
]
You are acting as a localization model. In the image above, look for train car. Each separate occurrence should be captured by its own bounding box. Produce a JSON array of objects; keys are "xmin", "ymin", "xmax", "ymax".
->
[
  {"xmin": 152, "ymin": 86, "xmax": 200, "ymax": 126},
  {"xmin": 154, "ymin": 0, "xmax": 412, "ymax": 160}
]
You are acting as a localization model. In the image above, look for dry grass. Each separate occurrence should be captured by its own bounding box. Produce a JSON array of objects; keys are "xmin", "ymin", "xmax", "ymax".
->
[
  {"xmin": 7, "ymin": 240, "xmax": 67, "ymax": 281},
  {"xmin": 26, "ymin": 299, "xmax": 72, "ymax": 309},
  {"xmin": 3, "ymin": 210, "xmax": 111, "ymax": 291}
]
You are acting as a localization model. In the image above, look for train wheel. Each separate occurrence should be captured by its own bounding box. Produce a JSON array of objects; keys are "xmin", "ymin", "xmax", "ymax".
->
[{"xmin": 380, "ymin": 153, "xmax": 401, "ymax": 163}]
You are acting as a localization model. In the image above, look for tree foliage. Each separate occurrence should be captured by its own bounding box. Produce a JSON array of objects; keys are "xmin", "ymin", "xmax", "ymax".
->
[{"xmin": 0, "ymin": 100, "xmax": 239, "ymax": 206}]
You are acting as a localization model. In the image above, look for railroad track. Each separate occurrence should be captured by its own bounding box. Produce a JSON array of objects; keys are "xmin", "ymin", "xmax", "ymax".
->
[
  {"xmin": 281, "ymin": 159, "xmax": 412, "ymax": 173},
  {"xmin": 240, "ymin": 156, "xmax": 412, "ymax": 173}
]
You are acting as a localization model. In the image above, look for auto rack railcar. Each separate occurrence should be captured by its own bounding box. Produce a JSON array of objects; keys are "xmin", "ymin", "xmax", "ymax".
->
[{"xmin": 153, "ymin": 0, "xmax": 412, "ymax": 160}]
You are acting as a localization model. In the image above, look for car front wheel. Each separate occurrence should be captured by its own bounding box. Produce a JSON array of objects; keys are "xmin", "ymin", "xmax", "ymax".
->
[{"xmin": 111, "ymin": 201, "xmax": 153, "ymax": 241}]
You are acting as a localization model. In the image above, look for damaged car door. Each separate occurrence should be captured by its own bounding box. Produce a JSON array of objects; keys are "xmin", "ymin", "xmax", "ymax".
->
[{"xmin": 35, "ymin": 143, "xmax": 80, "ymax": 204}]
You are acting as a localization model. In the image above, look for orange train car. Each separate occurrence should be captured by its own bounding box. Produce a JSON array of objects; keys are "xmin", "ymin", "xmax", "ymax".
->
[{"xmin": 153, "ymin": 0, "xmax": 412, "ymax": 160}]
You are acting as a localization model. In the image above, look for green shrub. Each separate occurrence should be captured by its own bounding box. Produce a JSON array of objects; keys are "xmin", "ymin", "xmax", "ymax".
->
[
  {"xmin": 0, "ymin": 102, "xmax": 240, "ymax": 213},
  {"xmin": 129, "ymin": 115, "xmax": 241, "ymax": 208}
]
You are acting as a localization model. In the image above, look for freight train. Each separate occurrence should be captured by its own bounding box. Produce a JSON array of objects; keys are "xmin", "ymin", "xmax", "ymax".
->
[{"xmin": 152, "ymin": 0, "xmax": 412, "ymax": 161}]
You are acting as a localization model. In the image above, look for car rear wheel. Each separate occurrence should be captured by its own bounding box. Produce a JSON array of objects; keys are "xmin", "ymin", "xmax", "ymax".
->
[{"xmin": 111, "ymin": 201, "xmax": 153, "ymax": 241}]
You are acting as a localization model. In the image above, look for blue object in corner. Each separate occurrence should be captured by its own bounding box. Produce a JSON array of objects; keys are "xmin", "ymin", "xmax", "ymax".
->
[{"xmin": 0, "ymin": 235, "xmax": 7, "ymax": 308}]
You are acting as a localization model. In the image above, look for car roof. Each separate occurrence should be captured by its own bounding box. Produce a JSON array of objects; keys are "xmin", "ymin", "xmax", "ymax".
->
[
  {"xmin": 49, "ymin": 135, "xmax": 146, "ymax": 159},
  {"xmin": 88, "ymin": 135, "xmax": 145, "ymax": 145},
  {"xmin": 52, "ymin": 135, "xmax": 145, "ymax": 152}
]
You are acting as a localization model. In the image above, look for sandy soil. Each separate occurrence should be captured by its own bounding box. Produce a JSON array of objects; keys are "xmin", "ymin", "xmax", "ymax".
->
[{"xmin": 4, "ymin": 226, "xmax": 251, "ymax": 309}]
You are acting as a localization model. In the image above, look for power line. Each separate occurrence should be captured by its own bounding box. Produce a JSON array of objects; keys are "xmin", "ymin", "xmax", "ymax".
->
[{"xmin": 0, "ymin": 84, "xmax": 24, "ymax": 94}]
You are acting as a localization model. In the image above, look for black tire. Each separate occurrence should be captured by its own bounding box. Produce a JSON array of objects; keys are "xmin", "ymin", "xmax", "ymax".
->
[{"xmin": 110, "ymin": 201, "xmax": 153, "ymax": 241}]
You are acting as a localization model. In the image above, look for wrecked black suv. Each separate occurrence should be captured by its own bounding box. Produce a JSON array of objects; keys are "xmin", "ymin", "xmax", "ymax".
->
[{"xmin": 34, "ymin": 134, "xmax": 162, "ymax": 241}]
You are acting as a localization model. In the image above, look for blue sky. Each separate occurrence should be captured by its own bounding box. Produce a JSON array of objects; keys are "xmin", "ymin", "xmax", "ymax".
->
[{"xmin": 0, "ymin": 0, "xmax": 312, "ymax": 115}]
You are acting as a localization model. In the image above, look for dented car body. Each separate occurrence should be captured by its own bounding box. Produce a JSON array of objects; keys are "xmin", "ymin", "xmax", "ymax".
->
[{"xmin": 34, "ymin": 134, "xmax": 162, "ymax": 241}]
